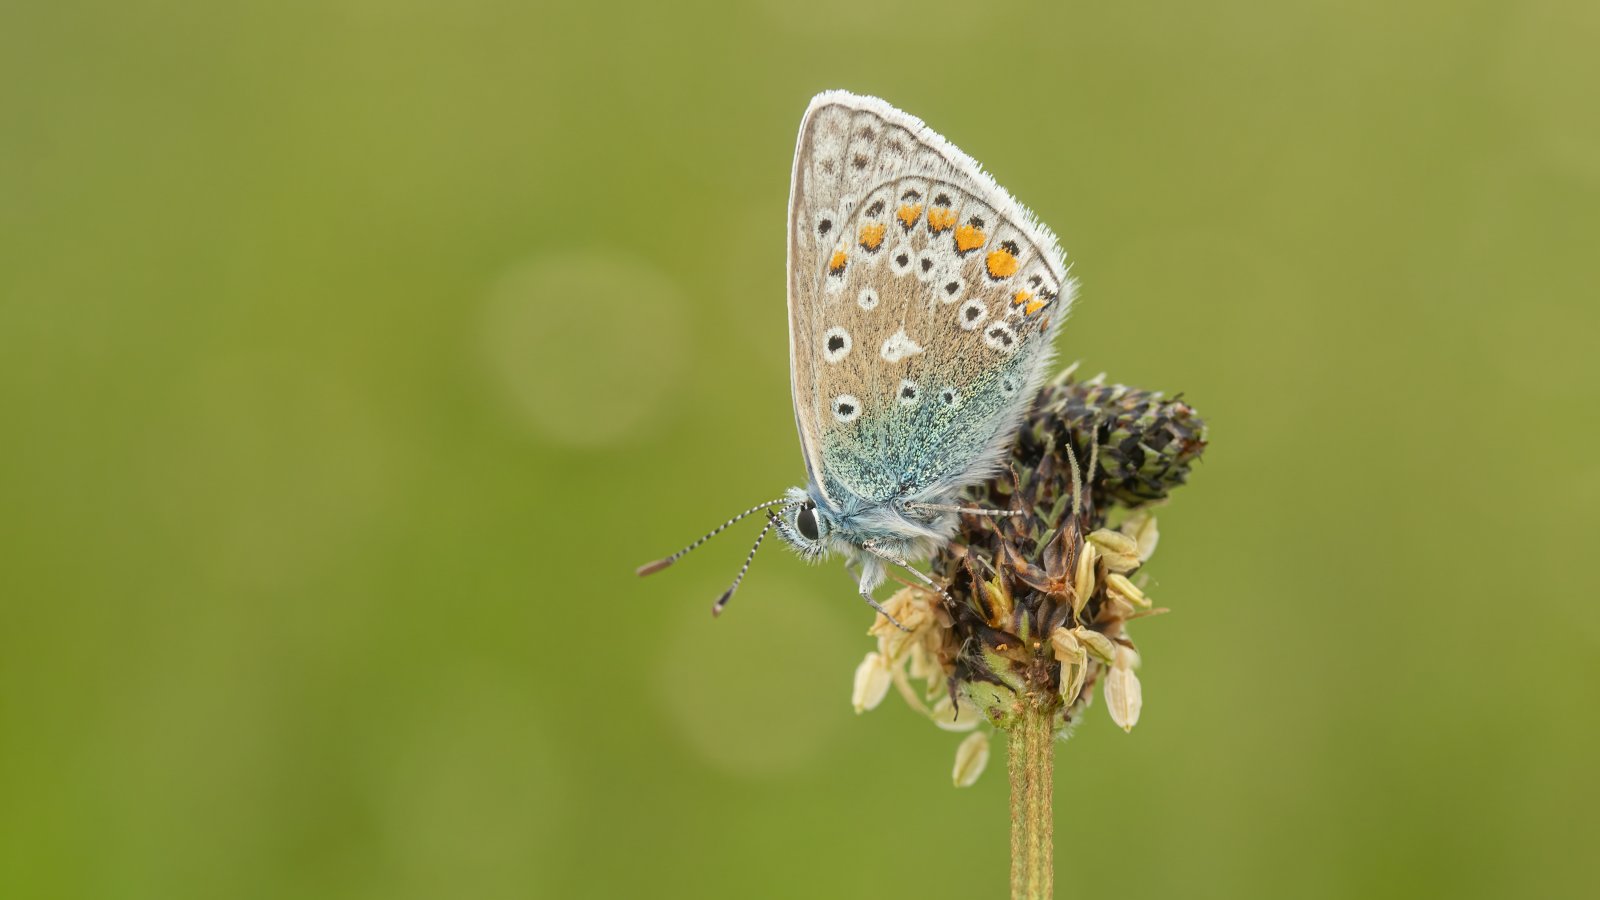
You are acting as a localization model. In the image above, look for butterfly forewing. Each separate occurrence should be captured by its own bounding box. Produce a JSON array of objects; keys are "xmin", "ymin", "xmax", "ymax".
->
[{"xmin": 787, "ymin": 92, "xmax": 1074, "ymax": 508}]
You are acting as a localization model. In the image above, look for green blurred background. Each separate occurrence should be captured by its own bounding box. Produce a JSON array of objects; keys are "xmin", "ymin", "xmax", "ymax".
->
[{"xmin": 3, "ymin": 1, "xmax": 1596, "ymax": 898}]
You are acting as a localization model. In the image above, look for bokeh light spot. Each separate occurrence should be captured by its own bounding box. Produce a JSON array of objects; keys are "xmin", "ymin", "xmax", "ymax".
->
[{"xmin": 483, "ymin": 250, "xmax": 687, "ymax": 447}]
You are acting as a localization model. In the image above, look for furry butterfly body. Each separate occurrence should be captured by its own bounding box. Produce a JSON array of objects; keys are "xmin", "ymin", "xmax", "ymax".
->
[{"xmin": 640, "ymin": 91, "xmax": 1075, "ymax": 623}]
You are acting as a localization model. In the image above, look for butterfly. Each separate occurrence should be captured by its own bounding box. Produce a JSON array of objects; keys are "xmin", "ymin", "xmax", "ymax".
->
[{"xmin": 639, "ymin": 90, "xmax": 1075, "ymax": 628}]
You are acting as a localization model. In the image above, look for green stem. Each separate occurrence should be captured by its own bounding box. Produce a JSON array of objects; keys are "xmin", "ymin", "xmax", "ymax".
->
[{"xmin": 1008, "ymin": 698, "xmax": 1055, "ymax": 900}]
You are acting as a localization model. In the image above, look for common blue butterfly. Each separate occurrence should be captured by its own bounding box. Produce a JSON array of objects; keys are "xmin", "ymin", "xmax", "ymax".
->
[{"xmin": 639, "ymin": 91, "xmax": 1075, "ymax": 628}]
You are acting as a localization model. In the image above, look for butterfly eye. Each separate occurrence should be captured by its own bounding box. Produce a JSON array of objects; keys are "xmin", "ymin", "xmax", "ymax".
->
[{"xmin": 796, "ymin": 504, "xmax": 820, "ymax": 541}]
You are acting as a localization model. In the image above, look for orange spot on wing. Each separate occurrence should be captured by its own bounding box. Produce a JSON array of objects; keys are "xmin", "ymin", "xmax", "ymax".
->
[
  {"xmin": 927, "ymin": 207, "xmax": 957, "ymax": 233},
  {"xmin": 1012, "ymin": 290, "xmax": 1033, "ymax": 306},
  {"xmin": 986, "ymin": 248, "xmax": 1020, "ymax": 279},
  {"xmin": 828, "ymin": 250, "xmax": 848, "ymax": 274},
  {"xmin": 858, "ymin": 222, "xmax": 886, "ymax": 251},
  {"xmin": 896, "ymin": 204, "xmax": 923, "ymax": 229},
  {"xmin": 954, "ymin": 224, "xmax": 986, "ymax": 253},
  {"xmin": 1024, "ymin": 299, "xmax": 1047, "ymax": 315}
]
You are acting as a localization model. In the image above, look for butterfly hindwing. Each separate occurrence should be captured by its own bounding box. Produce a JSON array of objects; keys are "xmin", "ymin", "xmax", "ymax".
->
[{"xmin": 788, "ymin": 92, "xmax": 1074, "ymax": 508}]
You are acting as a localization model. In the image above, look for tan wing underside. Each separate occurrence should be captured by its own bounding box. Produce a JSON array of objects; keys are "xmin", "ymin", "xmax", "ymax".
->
[{"xmin": 786, "ymin": 93, "xmax": 1073, "ymax": 505}]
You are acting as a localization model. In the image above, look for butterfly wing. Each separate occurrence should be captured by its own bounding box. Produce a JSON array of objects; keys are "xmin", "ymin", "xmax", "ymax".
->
[{"xmin": 787, "ymin": 91, "xmax": 1075, "ymax": 508}]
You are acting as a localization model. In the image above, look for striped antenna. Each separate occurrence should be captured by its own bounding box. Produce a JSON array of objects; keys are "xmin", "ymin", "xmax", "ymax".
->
[
  {"xmin": 711, "ymin": 511, "xmax": 780, "ymax": 617},
  {"xmin": 635, "ymin": 497, "xmax": 789, "ymax": 577}
]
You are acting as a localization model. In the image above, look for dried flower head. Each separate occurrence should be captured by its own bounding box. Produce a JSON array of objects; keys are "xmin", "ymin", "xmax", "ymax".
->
[{"xmin": 851, "ymin": 369, "xmax": 1207, "ymax": 783}]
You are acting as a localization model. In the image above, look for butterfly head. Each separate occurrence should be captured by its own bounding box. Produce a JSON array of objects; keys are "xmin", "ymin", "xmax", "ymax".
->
[{"xmin": 773, "ymin": 486, "xmax": 836, "ymax": 561}]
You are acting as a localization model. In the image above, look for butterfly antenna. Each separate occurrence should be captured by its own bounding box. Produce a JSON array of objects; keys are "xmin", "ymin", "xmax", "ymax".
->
[
  {"xmin": 636, "ymin": 498, "xmax": 789, "ymax": 576},
  {"xmin": 712, "ymin": 512, "xmax": 779, "ymax": 617}
]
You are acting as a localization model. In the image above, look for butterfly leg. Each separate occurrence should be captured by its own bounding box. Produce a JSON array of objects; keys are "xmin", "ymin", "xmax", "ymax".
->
[
  {"xmin": 850, "ymin": 558, "xmax": 908, "ymax": 631},
  {"xmin": 863, "ymin": 542, "xmax": 955, "ymax": 608},
  {"xmin": 858, "ymin": 589, "xmax": 909, "ymax": 632},
  {"xmin": 905, "ymin": 502, "xmax": 1024, "ymax": 519},
  {"xmin": 842, "ymin": 559, "xmax": 861, "ymax": 587}
]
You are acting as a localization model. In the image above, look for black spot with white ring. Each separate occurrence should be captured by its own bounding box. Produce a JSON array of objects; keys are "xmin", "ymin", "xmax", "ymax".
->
[
  {"xmin": 958, "ymin": 298, "xmax": 988, "ymax": 330},
  {"xmin": 984, "ymin": 322, "xmax": 1018, "ymax": 353},
  {"xmin": 898, "ymin": 379, "xmax": 919, "ymax": 407},
  {"xmin": 832, "ymin": 394, "xmax": 862, "ymax": 423},
  {"xmin": 889, "ymin": 244, "xmax": 914, "ymax": 276},
  {"xmin": 822, "ymin": 326, "xmax": 852, "ymax": 363}
]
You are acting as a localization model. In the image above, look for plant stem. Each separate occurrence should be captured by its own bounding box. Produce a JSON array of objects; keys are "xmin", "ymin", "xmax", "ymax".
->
[{"xmin": 1008, "ymin": 698, "xmax": 1055, "ymax": 900}]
